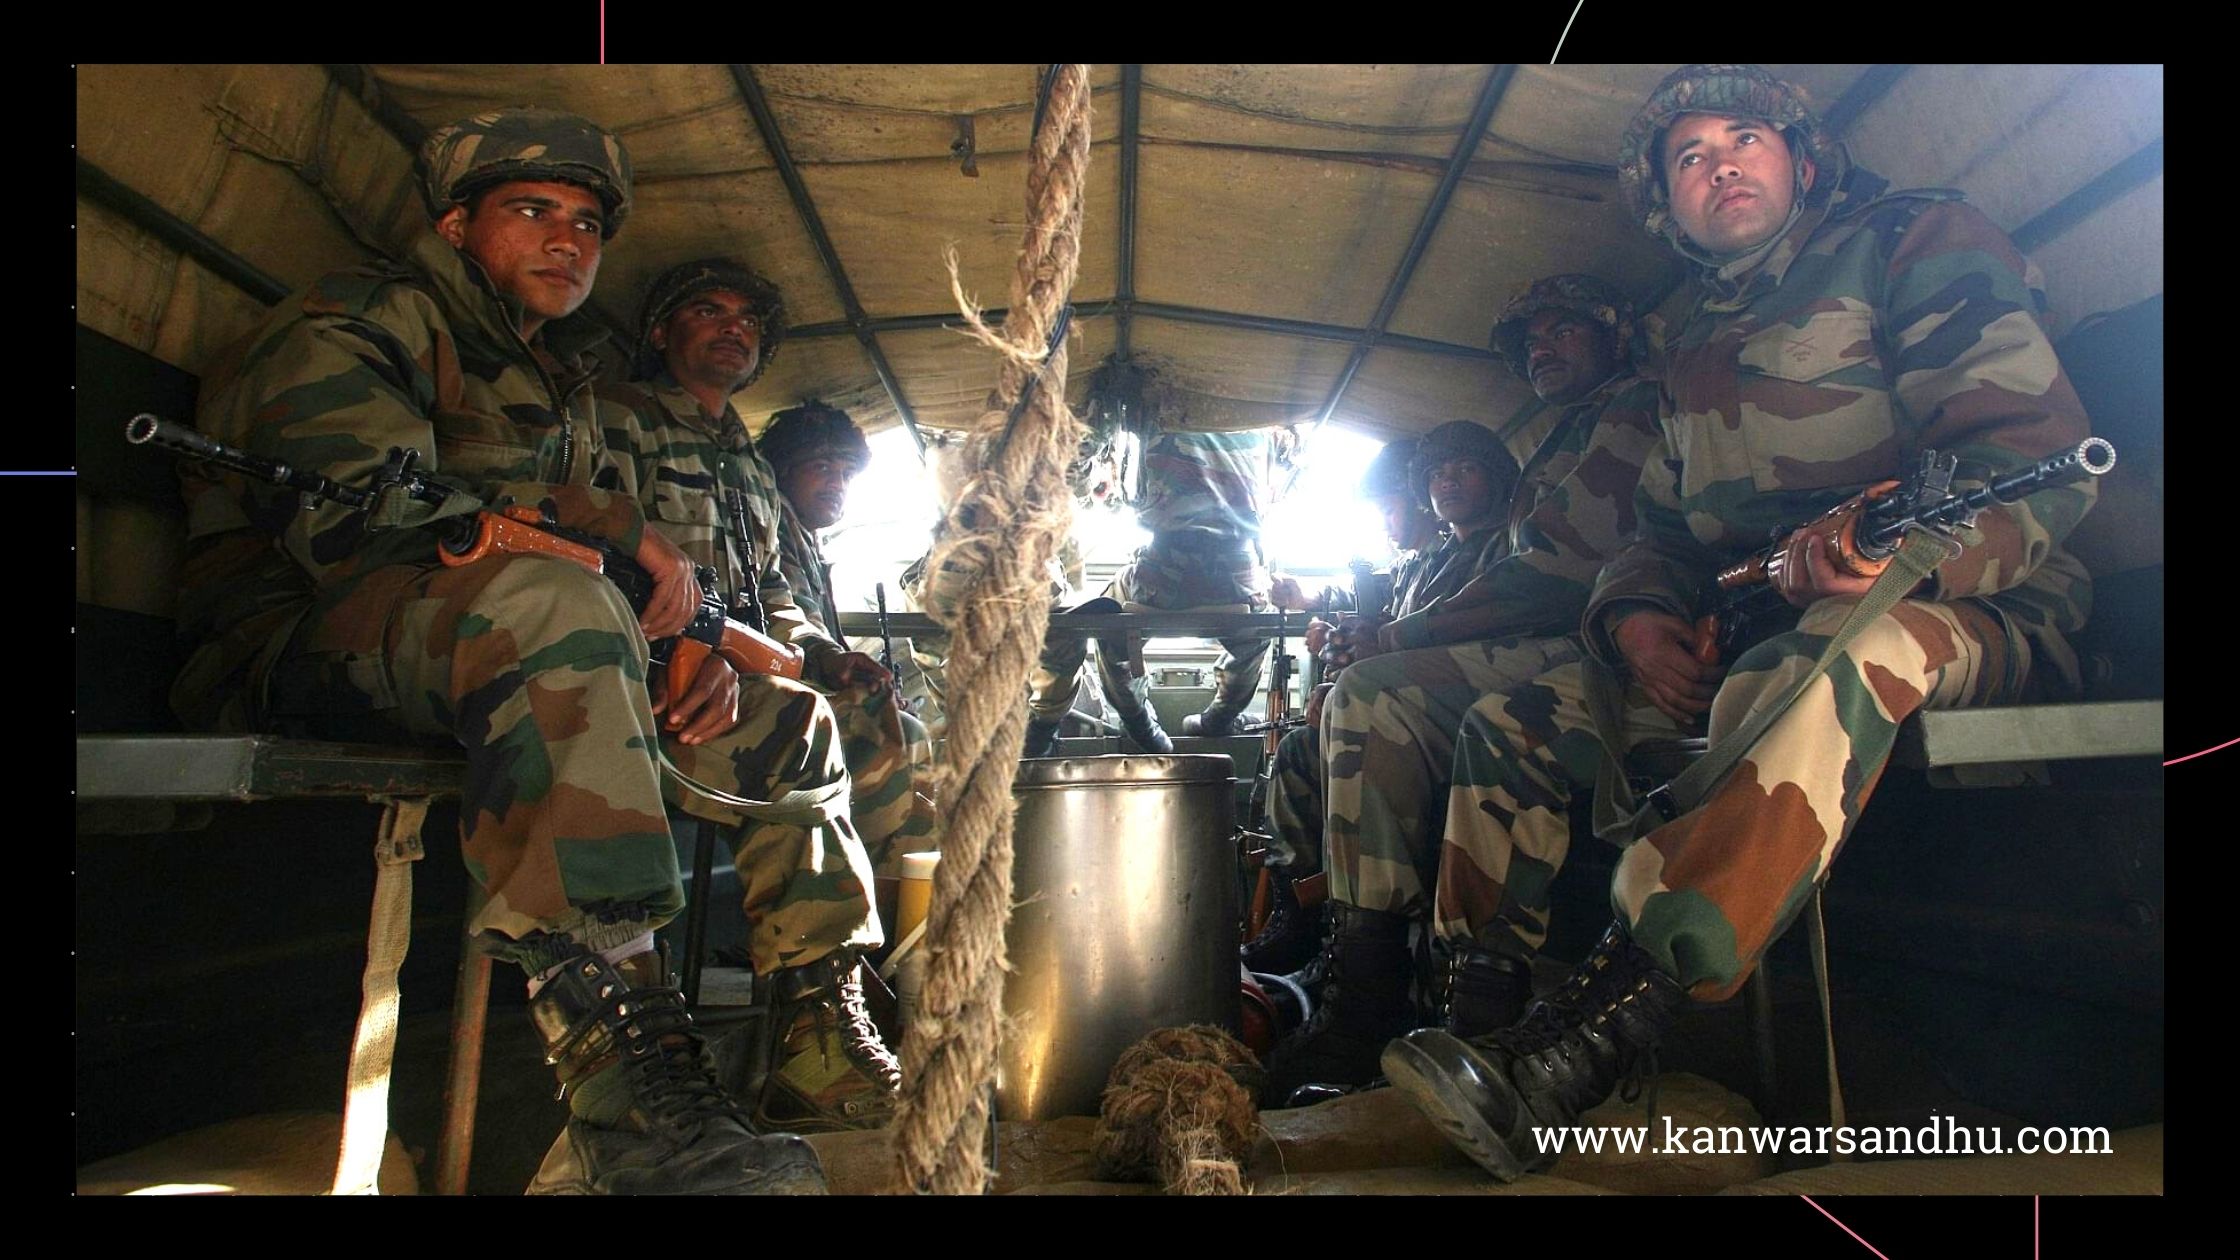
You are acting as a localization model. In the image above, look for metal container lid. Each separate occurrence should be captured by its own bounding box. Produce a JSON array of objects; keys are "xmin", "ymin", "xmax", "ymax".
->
[{"xmin": 1012, "ymin": 754, "xmax": 1237, "ymax": 788}]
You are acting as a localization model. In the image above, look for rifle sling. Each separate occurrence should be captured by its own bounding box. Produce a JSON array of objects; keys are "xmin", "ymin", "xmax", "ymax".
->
[{"xmin": 1586, "ymin": 529, "xmax": 1958, "ymax": 849}]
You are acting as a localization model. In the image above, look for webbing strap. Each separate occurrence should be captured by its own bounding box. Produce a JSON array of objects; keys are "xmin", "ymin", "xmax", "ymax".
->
[
  {"xmin": 1587, "ymin": 530, "xmax": 1957, "ymax": 848},
  {"xmin": 331, "ymin": 796, "xmax": 428, "ymax": 1195},
  {"xmin": 1806, "ymin": 889, "xmax": 1850, "ymax": 1160}
]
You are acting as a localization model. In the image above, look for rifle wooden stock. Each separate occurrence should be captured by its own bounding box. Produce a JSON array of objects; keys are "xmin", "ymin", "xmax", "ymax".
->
[
  {"xmin": 439, "ymin": 505, "xmax": 610, "ymax": 574},
  {"xmin": 663, "ymin": 617, "xmax": 806, "ymax": 709}
]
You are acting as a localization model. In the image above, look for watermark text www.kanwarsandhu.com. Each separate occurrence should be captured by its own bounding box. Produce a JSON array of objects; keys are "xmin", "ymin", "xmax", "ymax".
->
[{"xmin": 1533, "ymin": 1115, "xmax": 2113, "ymax": 1159}]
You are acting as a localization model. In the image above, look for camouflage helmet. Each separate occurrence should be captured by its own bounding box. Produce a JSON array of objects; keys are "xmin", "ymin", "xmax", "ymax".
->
[
  {"xmin": 419, "ymin": 106, "xmax": 634, "ymax": 239},
  {"xmin": 632, "ymin": 257, "xmax": 788, "ymax": 386},
  {"xmin": 759, "ymin": 400, "xmax": 871, "ymax": 478},
  {"xmin": 1409, "ymin": 420, "xmax": 1519, "ymax": 513},
  {"xmin": 1360, "ymin": 438, "xmax": 1419, "ymax": 500},
  {"xmin": 1617, "ymin": 65, "xmax": 1838, "ymax": 244},
  {"xmin": 1487, "ymin": 274, "xmax": 1635, "ymax": 382}
]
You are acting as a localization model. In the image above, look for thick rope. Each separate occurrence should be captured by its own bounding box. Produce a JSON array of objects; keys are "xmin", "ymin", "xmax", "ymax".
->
[
  {"xmin": 886, "ymin": 63, "xmax": 1093, "ymax": 1196},
  {"xmin": 1092, "ymin": 1026, "xmax": 1262, "ymax": 1196}
]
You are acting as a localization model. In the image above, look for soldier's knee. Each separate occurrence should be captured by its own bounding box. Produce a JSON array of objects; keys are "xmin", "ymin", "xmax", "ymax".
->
[{"xmin": 458, "ymin": 553, "xmax": 644, "ymax": 664}]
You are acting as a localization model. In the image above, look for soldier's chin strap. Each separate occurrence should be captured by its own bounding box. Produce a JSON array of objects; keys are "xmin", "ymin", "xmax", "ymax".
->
[{"xmin": 654, "ymin": 745, "xmax": 849, "ymax": 827}]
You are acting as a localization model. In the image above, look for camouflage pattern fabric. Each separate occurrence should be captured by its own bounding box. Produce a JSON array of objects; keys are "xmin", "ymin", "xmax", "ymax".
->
[
  {"xmin": 173, "ymin": 231, "xmax": 876, "ymax": 974},
  {"xmin": 1322, "ymin": 636, "xmax": 1583, "ymax": 919},
  {"xmin": 173, "ymin": 230, "xmax": 645, "ymax": 732},
  {"xmin": 628, "ymin": 259, "xmax": 784, "ymax": 385},
  {"xmin": 1487, "ymin": 274, "xmax": 1638, "ymax": 383},
  {"xmin": 419, "ymin": 106, "xmax": 633, "ymax": 238},
  {"xmin": 1581, "ymin": 167, "xmax": 2097, "ymax": 691},
  {"xmin": 1615, "ymin": 64, "xmax": 1838, "ymax": 249},
  {"xmin": 1030, "ymin": 427, "xmax": 1278, "ymax": 723},
  {"xmin": 1134, "ymin": 428, "xmax": 1273, "ymax": 538},
  {"xmin": 773, "ymin": 500, "xmax": 839, "ymax": 643},
  {"xmin": 598, "ymin": 380, "xmax": 932, "ymax": 880},
  {"xmin": 1028, "ymin": 549, "xmax": 1271, "ymax": 723},
  {"xmin": 1266, "ymin": 723, "xmax": 1324, "ymax": 873},
  {"xmin": 772, "ymin": 498, "xmax": 938, "ymax": 877},
  {"xmin": 1443, "ymin": 153, "xmax": 2096, "ymax": 999},
  {"xmin": 1319, "ymin": 373, "xmax": 1664, "ymax": 915},
  {"xmin": 1441, "ymin": 598, "xmax": 2020, "ymax": 999},
  {"xmin": 593, "ymin": 375, "xmax": 847, "ymax": 682}
]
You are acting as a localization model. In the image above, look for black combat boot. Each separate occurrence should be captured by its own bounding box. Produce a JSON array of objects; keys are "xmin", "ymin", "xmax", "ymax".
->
[
  {"xmin": 1381, "ymin": 922, "xmax": 1687, "ymax": 1182},
  {"xmin": 526, "ymin": 951, "xmax": 827, "ymax": 1195},
  {"xmin": 1441, "ymin": 943, "xmax": 1535, "ymax": 1040},
  {"xmin": 1240, "ymin": 865, "xmax": 1327, "ymax": 977},
  {"xmin": 756, "ymin": 949, "xmax": 904, "ymax": 1134},
  {"xmin": 1180, "ymin": 694, "xmax": 1250, "ymax": 737},
  {"xmin": 1106, "ymin": 681, "xmax": 1174, "ymax": 754},
  {"xmin": 1021, "ymin": 715, "xmax": 1063, "ymax": 759},
  {"xmin": 1260, "ymin": 904, "xmax": 1417, "ymax": 1107}
]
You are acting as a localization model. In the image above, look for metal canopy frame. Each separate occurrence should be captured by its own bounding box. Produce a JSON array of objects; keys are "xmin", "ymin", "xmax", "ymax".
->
[
  {"xmin": 1310, "ymin": 64, "xmax": 1517, "ymax": 431},
  {"xmin": 729, "ymin": 64, "xmax": 930, "ymax": 457},
  {"xmin": 93, "ymin": 65, "xmax": 2152, "ymax": 440}
]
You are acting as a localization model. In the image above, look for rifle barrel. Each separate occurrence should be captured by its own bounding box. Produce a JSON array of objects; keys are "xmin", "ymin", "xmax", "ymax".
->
[{"xmin": 1867, "ymin": 438, "xmax": 2115, "ymax": 549}]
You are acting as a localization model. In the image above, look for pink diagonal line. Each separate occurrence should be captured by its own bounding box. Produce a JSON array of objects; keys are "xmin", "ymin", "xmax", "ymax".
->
[
  {"xmin": 2167, "ymin": 737, "xmax": 2240, "ymax": 767},
  {"xmin": 1800, "ymin": 1195, "xmax": 1895, "ymax": 1260}
]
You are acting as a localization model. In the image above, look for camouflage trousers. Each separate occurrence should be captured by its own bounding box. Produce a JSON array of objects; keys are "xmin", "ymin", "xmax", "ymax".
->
[
  {"xmin": 1266, "ymin": 723, "xmax": 1323, "ymax": 874},
  {"xmin": 1323, "ymin": 636, "xmax": 1583, "ymax": 921},
  {"xmin": 1030, "ymin": 605, "xmax": 1271, "ymax": 724},
  {"xmin": 1030, "ymin": 538, "xmax": 1270, "ymax": 723},
  {"xmin": 1441, "ymin": 597, "xmax": 2025, "ymax": 1002},
  {"xmin": 260, "ymin": 553, "xmax": 880, "ymax": 976},
  {"xmin": 826, "ymin": 680, "xmax": 939, "ymax": 880}
]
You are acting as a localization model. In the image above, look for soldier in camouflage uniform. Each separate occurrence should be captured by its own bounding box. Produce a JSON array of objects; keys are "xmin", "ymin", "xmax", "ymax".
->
[
  {"xmin": 1386, "ymin": 65, "xmax": 2100, "ymax": 1184},
  {"xmin": 171, "ymin": 110, "xmax": 831, "ymax": 1194},
  {"xmin": 756, "ymin": 400, "xmax": 940, "ymax": 879},
  {"xmin": 1264, "ymin": 277, "xmax": 1666, "ymax": 1105},
  {"xmin": 1024, "ymin": 425, "xmax": 1284, "ymax": 755},
  {"xmin": 1244, "ymin": 438, "xmax": 1436, "ymax": 978},
  {"xmin": 596, "ymin": 259, "xmax": 904, "ymax": 1136}
]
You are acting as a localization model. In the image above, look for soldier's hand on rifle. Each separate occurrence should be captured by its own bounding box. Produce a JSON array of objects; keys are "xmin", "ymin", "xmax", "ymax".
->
[
  {"xmin": 1613, "ymin": 609, "xmax": 1723, "ymax": 725},
  {"xmin": 825, "ymin": 650, "xmax": 895, "ymax": 695},
  {"xmin": 1328, "ymin": 613, "xmax": 1392, "ymax": 667},
  {"xmin": 652, "ymin": 653, "xmax": 742, "ymax": 745},
  {"xmin": 1774, "ymin": 532, "xmax": 1881, "ymax": 609},
  {"xmin": 632, "ymin": 528, "xmax": 703, "ymax": 639}
]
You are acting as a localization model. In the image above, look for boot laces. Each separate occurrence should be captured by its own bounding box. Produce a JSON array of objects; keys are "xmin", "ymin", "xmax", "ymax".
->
[{"xmin": 616, "ymin": 985, "xmax": 749, "ymax": 1141}]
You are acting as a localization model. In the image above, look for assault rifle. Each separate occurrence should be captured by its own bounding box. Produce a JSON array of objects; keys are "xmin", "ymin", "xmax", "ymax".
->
[
  {"xmin": 126, "ymin": 414, "xmax": 804, "ymax": 704},
  {"xmin": 1690, "ymin": 437, "xmax": 2117, "ymax": 664}
]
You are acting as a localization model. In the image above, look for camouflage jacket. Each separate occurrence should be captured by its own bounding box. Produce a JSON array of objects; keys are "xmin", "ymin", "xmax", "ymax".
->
[
  {"xmin": 593, "ymin": 376, "xmax": 847, "ymax": 683},
  {"xmin": 172, "ymin": 229, "xmax": 646, "ymax": 730},
  {"xmin": 1136, "ymin": 428, "xmax": 1270, "ymax": 540},
  {"xmin": 1584, "ymin": 166, "xmax": 2097, "ymax": 686},
  {"xmin": 1378, "ymin": 372, "xmax": 1665, "ymax": 652},
  {"xmin": 774, "ymin": 497, "xmax": 837, "ymax": 639}
]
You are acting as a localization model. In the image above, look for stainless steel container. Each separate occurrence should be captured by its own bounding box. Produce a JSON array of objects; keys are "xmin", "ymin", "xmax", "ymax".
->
[{"xmin": 998, "ymin": 754, "xmax": 1239, "ymax": 1120}]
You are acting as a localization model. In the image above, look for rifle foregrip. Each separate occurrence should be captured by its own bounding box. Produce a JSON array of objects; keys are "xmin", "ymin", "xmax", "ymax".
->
[
  {"xmin": 441, "ymin": 510, "xmax": 609, "ymax": 575},
  {"xmin": 716, "ymin": 620, "xmax": 805, "ymax": 681}
]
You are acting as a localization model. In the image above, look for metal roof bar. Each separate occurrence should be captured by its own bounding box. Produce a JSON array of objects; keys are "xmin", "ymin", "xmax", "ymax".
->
[
  {"xmin": 730, "ymin": 65, "xmax": 928, "ymax": 456},
  {"xmin": 1313, "ymin": 64, "xmax": 1518, "ymax": 429},
  {"xmin": 1822, "ymin": 64, "xmax": 1912, "ymax": 136},
  {"xmin": 76, "ymin": 155, "xmax": 290, "ymax": 306},
  {"xmin": 1116, "ymin": 64, "xmax": 1142, "ymax": 362},
  {"xmin": 2012, "ymin": 136, "xmax": 2163, "ymax": 255},
  {"xmin": 792, "ymin": 299, "xmax": 1498, "ymax": 361}
]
